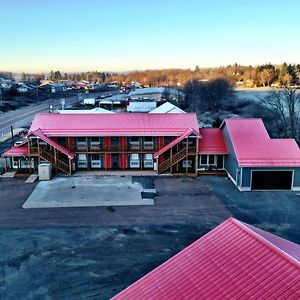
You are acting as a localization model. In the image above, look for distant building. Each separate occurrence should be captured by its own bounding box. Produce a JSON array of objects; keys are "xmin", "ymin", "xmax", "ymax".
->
[
  {"xmin": 128, "ymin": 87, "xmax": 184, "ymax": 102},
  {"xmin": 59, "ymin": 108, "xmax": 114, "ymax": 114},
  {"xmin": 149, "ymin": 101, "xmax": 185, "ymax": 114},
  {"xmin": 127, "ymin": 99, "xmax": 156, "ymax": 112},
  {"xmin": 0, "ymin": 78, "xmax": 14, "ymax": 90},
  {"xmin": 17, "ymin": 83, "xmax": 33, "ymax": 93},
  {"xmin": 40, "ymin": 83, "xmax": 66, "ymax": 93}
]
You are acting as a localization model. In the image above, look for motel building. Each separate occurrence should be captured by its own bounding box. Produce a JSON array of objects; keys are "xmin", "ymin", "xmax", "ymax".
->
[{"xmin": 2, "ymin": 113, "xmax": 300, "ymax": 191}]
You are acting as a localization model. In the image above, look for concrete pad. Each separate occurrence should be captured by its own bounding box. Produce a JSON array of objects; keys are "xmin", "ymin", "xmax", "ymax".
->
[
  {"xmin": 73, "ymin": 170, "xmax": 156, "ymax": 176},
  {"xmin": 25, "ymin": 174, "xmax": 39, "ymax": 183},
  {"xmin": 143, "ymin": 189, "xmax": 157, "ymax": 194},
  {"xmin": 0, "ymin": 171, "xmax": 16, "ymax": 178},
  {"xmin": 23, "ymin": 176, "xmax": 154, "ymax": 208}
]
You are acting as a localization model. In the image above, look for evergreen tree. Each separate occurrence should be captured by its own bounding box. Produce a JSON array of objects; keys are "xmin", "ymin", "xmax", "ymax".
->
[{"xmin": 279, "ymin": 63, "xmax": 288, "ymax": 85}]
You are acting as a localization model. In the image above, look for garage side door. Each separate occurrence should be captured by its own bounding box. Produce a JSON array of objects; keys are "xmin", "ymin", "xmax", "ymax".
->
[{"xmin": 251, "ymin": 171, "xmax": 293, "ymax": 190}]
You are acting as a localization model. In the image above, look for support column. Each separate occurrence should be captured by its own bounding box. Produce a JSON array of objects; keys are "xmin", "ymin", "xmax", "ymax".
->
[
  {"xmin": 185, "ymin": 137, "xmax": 188, "ymax": 174},
  {"xmin": 69, "ymin": 158, "xmax": 72, "ymax": 175},
  {"xmin": 54, "ymin": 148, "xmax": 57, "ymax": 174},
  {"xmin": 37, "ymin": 138, "xmax": 40, "ymax": 165},
  {"xmin": 170, "ymin": 147, "xmax": 173, "ymax": 174}
]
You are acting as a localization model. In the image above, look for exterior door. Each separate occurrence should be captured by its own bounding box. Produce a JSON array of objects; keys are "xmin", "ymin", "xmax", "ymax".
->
[{"xmin": 112, "ymin": 154, "xmax": 120, "ymax": 169}]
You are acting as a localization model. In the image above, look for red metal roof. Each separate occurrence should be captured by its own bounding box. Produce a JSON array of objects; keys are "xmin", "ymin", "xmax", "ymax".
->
[
  {"xmin": 29, "ymin": 113, "xmax": 199, "ymax": 137},
  {"xmin": 29, "ymin": 128, "xmax": 75, "ymax": 159},
  {"xmin": 198, "ymin": 128, "xmax": 228, "ymax": 154},
  {"xmin": 223, "ymin": 118, "xmax": 300, "ymax": 167},
  {"xmin": 1, "ymin": 145, "xmax": 28, "ymax": 157},
  {"xmin": 154, "ymin": 128, "xmax": 200, "ymax": 158},
  {"xmin": 113, "ymin": 218, "xmax": 300, "ymax": 300},
  {"xmin": 243, "ymin": 222, "xmax": 300, "ymax": 262}
]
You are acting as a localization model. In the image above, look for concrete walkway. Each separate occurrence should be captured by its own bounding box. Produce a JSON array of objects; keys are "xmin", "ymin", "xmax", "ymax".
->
[
  {"xmin": 73, "ymin": 170, "xmax": 157, "ymax": 176},
  {"xmin": 23, "ymin": 176, "xmax": 154, "ymax": 208}
]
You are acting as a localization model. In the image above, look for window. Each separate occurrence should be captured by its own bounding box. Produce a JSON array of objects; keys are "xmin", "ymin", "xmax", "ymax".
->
[
  {"xmin": 91, "ymin": 154, "xmax": 101, "ymax": 168},
  {"xmin": 13, "ymin": 159, "xmax": 19, "ymax": 168},
  {"xmin": 77, "ymin": 137, "xmax": 86, "ymax": 143},
  {"xmin": 200, "ymin": 155, "xmax": 208, "ymax": 165},
  {"xmin": 131, "ymin": 154, "xmax": 139, "ymax": 160},
  {"xmin": 91, "ymin": 137, "xmax": 100, "ymax": 142},
  {"xmin": 216, "ymin": 155, "xmax": 224, "ymax": 169},
  {"xmin": 78, "ymin": 154, "xmax": 87, "ymax": 161},
  {"xmin": 130, "ymin": 137, "xmax": 139, "ymax": 143},
  {"xmin": 209, "ymin": 155, "xmax": 215, "ymax": 165},
  {"xmin": 77, "ymin": 154, "xmax": 87, "ymax": 168},
  {"xmin": 144, "ymin": 154, "xmax": 153, "ymax": 160},
  {"xmin": 144, "ymin": 136, "xmax": 153, "ymax": 142},
  {"xmin": 91, "ymin": 154, "xmax": 100, "ymax": 160},
  {"xmin": 183, "ymin": 139, "xmax": 193, "ymax": 145}
]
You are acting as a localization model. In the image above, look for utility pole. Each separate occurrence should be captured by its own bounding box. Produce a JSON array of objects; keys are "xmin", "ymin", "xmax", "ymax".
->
[
  {"xmin": 0, "ymin": 87, "xmax": 2, "ymax": 105},
  {"xmin": 11, "ymin": 126, "xmax": 15, "ymax": 146},
  {"xmin": 36, "ymin": 86, "xmax": 39, "ymax": 102}
]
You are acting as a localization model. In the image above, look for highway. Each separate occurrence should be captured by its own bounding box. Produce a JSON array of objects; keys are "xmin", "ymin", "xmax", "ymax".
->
[{"xmin": 0, "ymin": 91, "xmax": 117, "ymax": 135}]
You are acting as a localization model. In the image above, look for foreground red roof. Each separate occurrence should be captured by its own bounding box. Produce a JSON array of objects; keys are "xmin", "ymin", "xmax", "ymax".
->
[
  {"xmin": 223, "ymin": 118, "xmax": 300, "ymax": 167},
  {"xmin": 198, "ymin": 128, "xmax": 228, "ymax": 154},
  {"xmin": 29, "ymin": 113, "xmax": 199, "ymax": 137},
  {"xmin": 113, "ymin": 218, "xmax": 300, "ymax": 300},
  {"xmin": 1, "ymin": 145, "xmax": 28, "ymax": 157}
]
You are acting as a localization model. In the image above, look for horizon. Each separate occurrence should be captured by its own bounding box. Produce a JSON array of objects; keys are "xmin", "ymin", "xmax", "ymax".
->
[
  {"xmin": 1, "ymin": 0, "xmax": 300, "ymax": 73},
  {"xmin": 1, "ymin": 62, "xmax": 298, "ymax": 76}
]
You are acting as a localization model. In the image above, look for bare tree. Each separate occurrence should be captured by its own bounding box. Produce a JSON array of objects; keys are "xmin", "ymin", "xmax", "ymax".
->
[
  {"xmin": 259, "ymin": 68, "xmax": 276, "ymax": 87},
  {"xmin": 259, "ymin": 87, "xmax": 300, "ymax": 139}
]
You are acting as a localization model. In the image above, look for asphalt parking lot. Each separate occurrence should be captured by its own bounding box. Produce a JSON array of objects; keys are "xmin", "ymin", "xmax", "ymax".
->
[{"xmin": 0, "ymin": 175, "xmax": 300, "ymax": 299}]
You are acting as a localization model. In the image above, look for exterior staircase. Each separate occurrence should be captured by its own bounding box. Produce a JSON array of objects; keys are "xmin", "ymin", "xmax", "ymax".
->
[
  {"xmin": 39, "ymin": 148, "xmax": 70, "ymax": 174},
  {"xmin": 158, "ymin": 146, "xmax": 196, "ymax": 173}
]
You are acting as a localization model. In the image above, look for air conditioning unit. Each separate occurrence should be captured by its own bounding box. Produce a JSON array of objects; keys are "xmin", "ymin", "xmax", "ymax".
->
[
  {"xmin": 144, "ymin": 161, "xmax": 153, "ymax": 168},
  {"xmin": 91, "ymin": 161, "xmax": 101, "ymax": 168},
  {"xmin": 77, "ymin": 161, "xmax": 87, "ymax": 168},
  {"xmin": 130, "ymin": 161, "xmax": 140, "ymax": 168},
  {"xmin": 182, "ymin": 160, "xmax": 193, "ymax": 168}
]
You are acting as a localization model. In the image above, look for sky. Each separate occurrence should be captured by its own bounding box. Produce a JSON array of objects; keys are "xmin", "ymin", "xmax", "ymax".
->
[{"xmin": 1, "ymin": 0, "xmax": 300, "ymax": 73}]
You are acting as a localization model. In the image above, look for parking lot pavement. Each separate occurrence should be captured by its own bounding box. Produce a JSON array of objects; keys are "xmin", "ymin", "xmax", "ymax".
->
[
  {"xmin": 0, "ymin": 176, "xmax": 230, "ymax": 228},
  {"xmin": 1, "ymin": 175, "xmax": 300, "ymax": 299},
  {"xmin": 202, "ymin": 176, "xmax": 300, "ymax": 244}
]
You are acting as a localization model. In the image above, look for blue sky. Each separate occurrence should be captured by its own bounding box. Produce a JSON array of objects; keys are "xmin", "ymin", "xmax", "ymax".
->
[{"xmin": 1, "ymin": 0, "xmax": 300, "ymax": 72}]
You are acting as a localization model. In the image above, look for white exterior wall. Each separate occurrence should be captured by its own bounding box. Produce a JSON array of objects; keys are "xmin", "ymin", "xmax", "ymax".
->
[{"xmin": 127, "ymin": 101, "xmax": 156, "ymax": 112}]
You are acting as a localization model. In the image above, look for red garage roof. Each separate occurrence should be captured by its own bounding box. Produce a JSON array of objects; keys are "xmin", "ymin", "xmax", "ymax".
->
[
  {"xmin": 223, "ymin": 118, "xmax": 300, "ymax": 167},
  {"xmin": 29, "ymin": 113, "xmax": 199, "ymax": 137},
  {"xmin": 1, "ymin": 145, "xmax": 28, "ymax": 157},
  {"xmin": 113, "ymin": 218, "xmax": 300, "ymax": 300},
  {"xmin": 198, "ymin": 128, "xmax": 228, "ymax": 154}
]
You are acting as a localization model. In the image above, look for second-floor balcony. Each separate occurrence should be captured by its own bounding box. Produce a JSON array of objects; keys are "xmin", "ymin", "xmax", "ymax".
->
[{"xmin": 73, "ymin": 143, "xmax": 161, "ymax": 153}]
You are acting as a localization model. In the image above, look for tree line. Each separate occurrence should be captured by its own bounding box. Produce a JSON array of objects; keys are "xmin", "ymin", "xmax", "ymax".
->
[
  {"xmin": 110, "ymin": 63, "xmax": 300, "ymax": 88},
  {"xmin": 3, "ymin": 62, "xmax": 300, "ymax": 87}
]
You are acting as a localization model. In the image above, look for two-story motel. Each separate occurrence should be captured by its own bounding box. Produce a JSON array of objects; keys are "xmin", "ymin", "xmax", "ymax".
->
[{"xmin": 2, "ymin": 113, "xmax": 300, "ymax": 191}]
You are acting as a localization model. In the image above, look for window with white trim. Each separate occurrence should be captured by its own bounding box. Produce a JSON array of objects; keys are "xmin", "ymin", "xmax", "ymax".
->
[{"xmin": 200, "ymin": 155, "xmax": 208, "ymax": 165}]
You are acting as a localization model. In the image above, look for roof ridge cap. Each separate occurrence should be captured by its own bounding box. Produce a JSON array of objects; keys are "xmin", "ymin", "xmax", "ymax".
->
[{"xmin": 230, "ymin": 218, "xmax": 300, "ymax": 267}]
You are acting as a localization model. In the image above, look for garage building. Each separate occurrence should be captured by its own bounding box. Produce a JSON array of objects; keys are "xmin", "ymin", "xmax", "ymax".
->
[{"xmin": 221, "ymin": 119, "xmax": 300, "ymax": 191}]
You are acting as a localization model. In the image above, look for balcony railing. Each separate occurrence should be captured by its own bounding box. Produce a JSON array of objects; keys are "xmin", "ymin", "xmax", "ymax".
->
[{"xmin": 72, "ymin": 144, "xmax": 161, "ymax": 152}]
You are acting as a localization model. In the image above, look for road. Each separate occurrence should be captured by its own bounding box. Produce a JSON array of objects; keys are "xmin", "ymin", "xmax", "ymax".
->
[{"xmin": 0, "ymin": 91, "xmax": 118, "ymax": 135}]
